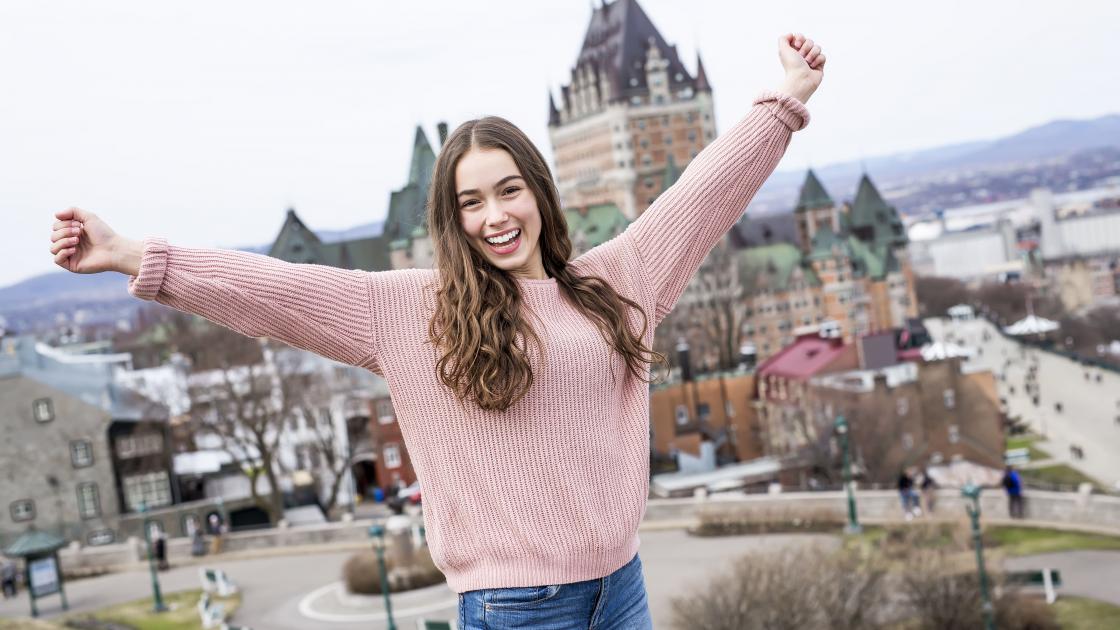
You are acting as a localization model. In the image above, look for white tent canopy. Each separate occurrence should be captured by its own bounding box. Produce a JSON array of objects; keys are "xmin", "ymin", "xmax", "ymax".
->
[{"xmin": 1004, "ymin": 314, "xmax": 1059, "ymax": 336}]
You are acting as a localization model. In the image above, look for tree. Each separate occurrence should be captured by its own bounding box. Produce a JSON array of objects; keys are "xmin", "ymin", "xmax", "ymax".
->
[{"xmin": 659, "ymin": 236, "xmax": 747, "ymax": 373}]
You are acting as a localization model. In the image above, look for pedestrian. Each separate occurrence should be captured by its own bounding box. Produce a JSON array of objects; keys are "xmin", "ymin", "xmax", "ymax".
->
[
  {"xmin": 920, "ymin": 468, "xmax": 937, "ymax": 514},
  {"xmin": 1002, "ymin": 465, "xmax": 1024, "ymax": 519},
  {"xmin": 154, "ymin": 531, "xmax": 169, "ymax": 571},
  {"xmin": 49, "ymin": 33, "xmax": 827, "ymax": 628},
  {"xmin": 897, "ymin": 469, "xmax": 919, "ymax": 521},
  {"xmin": 191, "ymin": 527, "xmax": 207, "ymax": 557},
  {"xmin": 208, "ymin": 513, "xmax": 224, "ymax": 555},
  {"xmin": 1, "ymin": 558, "xmax": 16, "ymax": 598}
]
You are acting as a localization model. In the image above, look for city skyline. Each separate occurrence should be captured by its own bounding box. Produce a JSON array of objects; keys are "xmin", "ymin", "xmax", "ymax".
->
[{"xmin": 3, "ymin": 0, "xmax": 1119, "ymax": 287}]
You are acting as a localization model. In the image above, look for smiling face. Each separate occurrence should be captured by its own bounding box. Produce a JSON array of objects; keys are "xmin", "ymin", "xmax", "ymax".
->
[{"xmin": 456, "ymin": 147, "xmax": 547, "ymax": 280}]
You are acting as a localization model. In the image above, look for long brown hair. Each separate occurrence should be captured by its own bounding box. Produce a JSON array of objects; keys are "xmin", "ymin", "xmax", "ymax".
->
[{"xmin": 426, "ymin": 116, "xmax": 666, "ymax": 412}]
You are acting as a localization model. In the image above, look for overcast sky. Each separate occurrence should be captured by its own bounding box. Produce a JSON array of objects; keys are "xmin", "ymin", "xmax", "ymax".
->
[{"xmin": 3, "ymin": 0, "xmax": 1118, "ymax": 288}]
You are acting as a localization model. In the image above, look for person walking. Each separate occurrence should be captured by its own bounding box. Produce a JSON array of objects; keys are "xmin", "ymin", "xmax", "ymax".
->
[
  {"xmin": 1002, "ymin": 465, "xmax": 1025, "ymax": 519},
  {"xmin": 919, "ymin": 468, "xmax": 937, "ymax": 515},
  {"xmin": 1, "ymin": 558, "xmax": 17, "ymax": 598},
  {"xmin": 47, "ymin": 33, "xmax": 825, "ymax": 629},
  {"xmin": 897, "ymin": 469, "xmax": 918, "ymax": 521}
]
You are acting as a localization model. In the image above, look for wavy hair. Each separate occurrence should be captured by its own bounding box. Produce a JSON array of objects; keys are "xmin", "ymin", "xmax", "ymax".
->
[{"xmin": 426, "ymin": 116, "xmax": 666, "ymax": 412}]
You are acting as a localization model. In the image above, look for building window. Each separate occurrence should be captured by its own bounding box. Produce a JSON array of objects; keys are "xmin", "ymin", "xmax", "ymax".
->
[
  {"xmin": 70, "ymin": 440, "xmax": 94, "ymax": 468},
  {"xmin": 642, "ymin": 155, "xmax": 652, "ymax": 166},
  {"xmin": 948, "ymin": 425, "xmax": 960, "ymax": 444},
  {"xmin": 640, "ymin": 138, "xmax": 649, "ymax": 149},
  {"xmin": 638, "ymin": 120, "xmax": 646, "ymax": 130},
  {"xmin": 688, "ymin": 131, "xmax": 697, "ymax": 143},
  {"xmin": 383, "ymin": 443, "xmax": 402, "ymax": 469},
  {"xmin": 116, "ymin": 433, "xmax": 164, "ymax": 459},
  {"xmin": 10, "ymin": 499, "xmax": 34, "ymax": 522},
  {"xmin": 664, "ymin": 135, "xmax": 672, "ymax": 145},
  {"xmin": 697, "ymin": 403, "xmax": 711, "ymax": 422},
  {"xmin": 644, "ymin": 178, "xmax": 654, "ymax": 189},
  {"xmin": 376, "ymin": 399, "xmax": 395, "ymax": 425},
  {"xmin": 896, "ymin": 397, "xmax": 909, "ymax": 416},
  {"xmin": 943, "ymin": 389, "xmax": 956, "ymax": 409},
  {"xmin": 123, "ymin": 471, "xmax": 173, "ymax": 512},
  {"xmin": 674, "ymin": 405, "xmax": 689, "ymax": 426},
  {"xmin": 33, "ymin": 398, "xmax": 54, "ymax": 423},
  {"xmin": 902, "ymin": 433, "xmax": 914, "ymax": 450},
  {"xmin": 77, "ymin": 482, "xmax": 101, "ymax": 519}
]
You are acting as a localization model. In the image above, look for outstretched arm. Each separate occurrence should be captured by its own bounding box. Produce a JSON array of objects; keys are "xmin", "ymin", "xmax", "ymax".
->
[
  {"xmin": 50, "ymin": 207, "xmax": 378, "ymax": 369},
  {"xmin": 624, "ymin": 34, "xmax": 825, "ymax": 324}
]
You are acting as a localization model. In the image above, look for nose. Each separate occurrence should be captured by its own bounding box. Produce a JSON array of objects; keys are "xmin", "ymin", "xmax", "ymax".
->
[{"xmin": 484, "ymin": 205, "xmax": 510, "ymax": 229}]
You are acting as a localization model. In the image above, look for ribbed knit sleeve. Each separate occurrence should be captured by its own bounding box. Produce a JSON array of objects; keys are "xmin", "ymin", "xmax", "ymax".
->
[
  {"xmin": 624, "ymin": 90, "xmax": 810, "ymax": 324},
  {"xmin": 127, "ymin": 238, "xmax": 379, "ymax": 369}
]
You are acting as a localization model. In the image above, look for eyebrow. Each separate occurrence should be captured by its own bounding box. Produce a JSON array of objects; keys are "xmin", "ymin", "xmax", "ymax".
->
[{"xmin": 457, "ymin": 175, "xmax": 524, "ymax": 198}]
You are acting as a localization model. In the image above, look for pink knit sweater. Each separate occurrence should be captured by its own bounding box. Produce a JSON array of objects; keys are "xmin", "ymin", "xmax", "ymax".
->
[{"xmin": 128, "ymin": 91, "xmax": 809, "ymax": 593}]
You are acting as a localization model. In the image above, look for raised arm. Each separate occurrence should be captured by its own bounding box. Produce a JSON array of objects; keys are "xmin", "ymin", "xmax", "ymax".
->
[
  {"xmin": 624, "ymin": 34, "xmax": 825, "ymax": 323},
  {"xmin": 50, "ymin": 207, "xmax": 378, "ymax": 369}
]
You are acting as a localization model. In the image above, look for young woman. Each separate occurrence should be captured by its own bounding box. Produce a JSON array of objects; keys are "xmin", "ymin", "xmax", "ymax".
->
[{"xmin": 49, "ymin": 33, "xmax": 824, "ymax": 629}]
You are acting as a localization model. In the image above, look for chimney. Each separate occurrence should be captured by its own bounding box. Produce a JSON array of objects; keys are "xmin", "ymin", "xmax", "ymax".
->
[{"xmin": 437, "ymin": 122, "xmax": 449, "ymax": 147}]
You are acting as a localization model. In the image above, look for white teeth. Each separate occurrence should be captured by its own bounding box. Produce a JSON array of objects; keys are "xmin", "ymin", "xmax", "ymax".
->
[{"xmin": 486, "ymin": 229, "xmax": 520, "ymax": 245}]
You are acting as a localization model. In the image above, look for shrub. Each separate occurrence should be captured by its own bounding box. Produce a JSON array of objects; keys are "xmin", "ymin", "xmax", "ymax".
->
[
  {"xmin": 690, "ymin": 505, "xmax": 846, "ymax": 537},
  {"xmin": 669, "ymin": 546, "xmax": 889, "ymax": 630},
  {"xmin": 343, "ymin": 545, "xmax": 445, "ymax": 595}
]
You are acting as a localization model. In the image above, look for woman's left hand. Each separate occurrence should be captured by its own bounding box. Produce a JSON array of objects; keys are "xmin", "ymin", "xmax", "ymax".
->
[{"xmin": 778, "ymin": 33, "xmax": 825, "ymax": 104}]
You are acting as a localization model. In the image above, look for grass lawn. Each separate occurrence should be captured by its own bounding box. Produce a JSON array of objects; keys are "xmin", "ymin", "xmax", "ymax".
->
[
  {"xmin": 66, "ymin": 589, "xmax": 241, "ymax": 630},
  {"xmin": 988, "ymin": 526, "xmax": 1120, "ymax": 556},
  {"xmin": 1021, "ymin": 464, "xmax": 1101, "ymax": 489},
  {"xmin": 1054, "ymin": 596, "xmax": 1120, "ymax": 629},
  {"xmin": 1006, "ymin": 433, "xmax": 1051, "ymax": 461}
]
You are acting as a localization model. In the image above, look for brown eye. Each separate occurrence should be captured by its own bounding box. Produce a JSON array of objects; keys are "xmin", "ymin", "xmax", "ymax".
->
[{"xmin": 503, "ymin": 186, "xmax": 521, "ymax": 196}]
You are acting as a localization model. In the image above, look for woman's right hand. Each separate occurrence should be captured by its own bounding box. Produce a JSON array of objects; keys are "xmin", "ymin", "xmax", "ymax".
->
[{"xmin": 50, "ymin": 207, "xmax": 141, "ymax": 275}]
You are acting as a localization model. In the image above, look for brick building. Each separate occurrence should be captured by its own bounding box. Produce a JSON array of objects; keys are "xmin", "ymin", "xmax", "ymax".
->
[{"xmin": 549, "ymin": 0, "xmax": 717, "ymax": 243}]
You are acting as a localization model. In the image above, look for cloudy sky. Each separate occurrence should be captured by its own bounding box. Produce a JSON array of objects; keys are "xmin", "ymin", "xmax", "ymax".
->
[{"xmin": 3, "ymin": 0, "xmax": 1118, "ymax": 287}]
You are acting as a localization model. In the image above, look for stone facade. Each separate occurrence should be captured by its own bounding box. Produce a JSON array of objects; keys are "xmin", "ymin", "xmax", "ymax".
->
[{"xmin": 1, "ymin": 349, "xmax": 122, "ymax": 549}]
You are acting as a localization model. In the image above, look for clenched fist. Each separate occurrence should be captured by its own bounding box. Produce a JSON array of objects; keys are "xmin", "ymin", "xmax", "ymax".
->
[
  {"xmin": 49, "ymin": 207, "xmax": 141, "ymax": 275},
  {"xmin": 778, "ymin": 33, "xmax": 826, "ymax": 104}
]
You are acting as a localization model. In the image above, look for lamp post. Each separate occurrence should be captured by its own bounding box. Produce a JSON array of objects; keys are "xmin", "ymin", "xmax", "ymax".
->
[
  {"xmin": 368, "ymin": 524, "xmax": 397, "ymax": 630},
  {"xmin": 962, "ymin": 483, "xmax": 996, "ymax": 630},
  {"xmin": 138, "ymin": 502, "xmax": 168, "ymax": 613},
  {"xmin": 834, "ymin": 415, "xmax": 861, "ymax": 534}
]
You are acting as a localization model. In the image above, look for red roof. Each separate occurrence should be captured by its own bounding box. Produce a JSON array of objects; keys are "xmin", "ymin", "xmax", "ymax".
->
[{"xmin": 756, "ymin": 335, "xmax": 854, "ymax": 381}]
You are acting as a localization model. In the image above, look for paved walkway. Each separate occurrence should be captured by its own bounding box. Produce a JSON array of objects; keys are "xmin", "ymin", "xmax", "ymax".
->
[
  {"xmin": 925, "ymin": 317, "xmax": 1120, "ymax": 489},
  {"xmin": 0, "ymin": 531, "xmax": 839, "ymax": 629},
  {"xmin": 2, "ymin": 531, "xmax": 1116, "ymax": 628},
  {"xmin": 1004, "ymin": 550, "xmax": 1120, "ymax": 606}
]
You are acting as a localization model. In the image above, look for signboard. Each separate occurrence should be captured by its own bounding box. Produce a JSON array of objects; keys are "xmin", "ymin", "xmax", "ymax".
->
[{"xmin": 28, "ymin": 556, "xmax": 60, "ymax": 598}]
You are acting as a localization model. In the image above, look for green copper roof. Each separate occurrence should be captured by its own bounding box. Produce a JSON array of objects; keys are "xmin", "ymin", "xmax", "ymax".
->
[
  {"xmin": 846, "ymin": 234, "xmax": 885, "ymax": 280},
  {"xmin": 736, "ymin": 243, "xmax": 819, "ymax": 292},
  {"xmin": 407, "ymin": 127, "xmax": 436, "ymax": 188},
  {"xmin": 795, "ymin": 169, "xmax": 833, "ymax": 213},
  {"xmin": 4, "ymin": 529, "xmax": 66, "ymax": 557},
  {"xmin": 848, "ymin": 174, "xmax": 906, "ymax": 248},
  {"xmin": 808, "ymin": 223, "xmax": 848, "ymax": 261},
  {"xmin": 564, "ymin": 203, "xmax": 631, "ymax": 251}
]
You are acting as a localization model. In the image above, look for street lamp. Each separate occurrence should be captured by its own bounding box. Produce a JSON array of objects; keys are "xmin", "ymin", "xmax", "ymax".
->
[
  {"xmin": 368, "ymin": 524, "xmax": 398, "ymax": 630},
  {"xmin": 961, "ymin": 483, "xmax": 995, "ymax": 630},
  {"xmin": 137, "ymin": 502, "xmax": 168, "ymax": 613},
  {"xmin": 834, "ymin": 416, "xmax": 861, "ymax": 534}
]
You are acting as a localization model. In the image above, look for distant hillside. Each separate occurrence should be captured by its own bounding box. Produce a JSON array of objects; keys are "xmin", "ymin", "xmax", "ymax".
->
[
  {"xmin": 751, "ymin": 113, "xmax": 1120, "ymax": 213},
  {"xmin": 0, "ymin": 220, "xmax": 383, "ymax": 327}
]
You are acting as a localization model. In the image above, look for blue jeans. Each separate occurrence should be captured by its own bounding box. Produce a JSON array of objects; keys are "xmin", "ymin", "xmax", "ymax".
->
[{"xmin": 458, "ymin": 553, "xmax": 653, "ymax": 629}]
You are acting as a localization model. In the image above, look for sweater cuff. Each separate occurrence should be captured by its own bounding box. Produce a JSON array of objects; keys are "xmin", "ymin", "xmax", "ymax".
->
[
  {"xmin": 752, "ymin": 90, "xmax": 811, "ymax": 132},
  {"xmin": 127, "ymin": 237, "xmax": 169, "ymax": 301}
]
